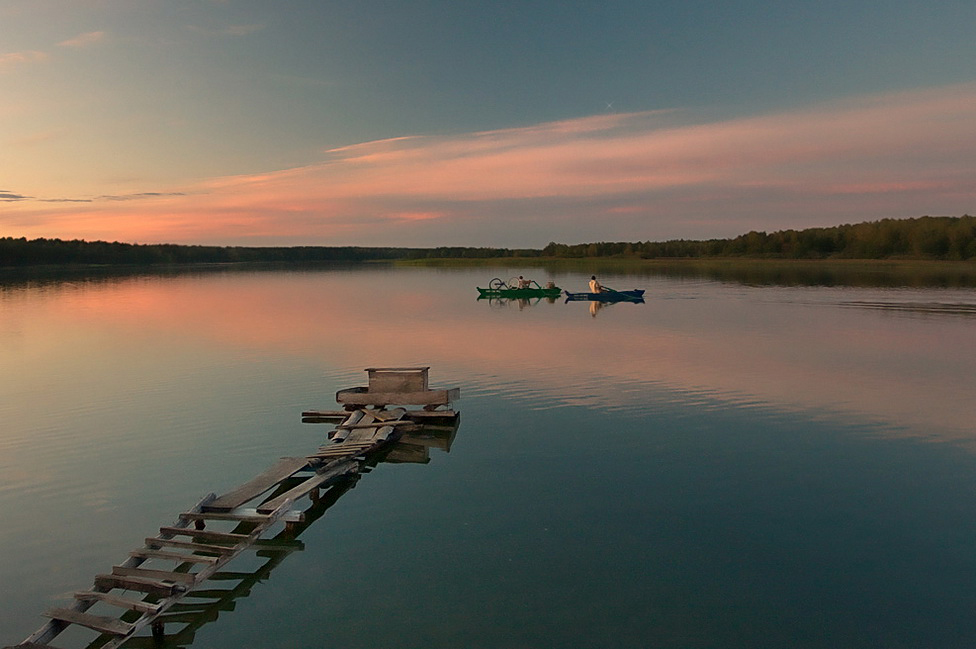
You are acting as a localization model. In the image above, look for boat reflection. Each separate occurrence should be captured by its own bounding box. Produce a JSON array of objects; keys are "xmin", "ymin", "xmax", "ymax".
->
[
  {"xmin": 476, "ymin": 295, "xmax": 559, "ymax": 310},
  {"xmin": 561, "ymin": 290, "xmax": 645, "ymax": 317},
  {"xmin": 83, "ymin": 422, "xmax": 459, "ymax": 649}
]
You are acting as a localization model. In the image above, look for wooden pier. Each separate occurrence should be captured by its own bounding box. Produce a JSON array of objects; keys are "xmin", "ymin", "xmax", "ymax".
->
[{"xmin": 5, "ymin": 368, "xmax": 459, "ymax": 649}]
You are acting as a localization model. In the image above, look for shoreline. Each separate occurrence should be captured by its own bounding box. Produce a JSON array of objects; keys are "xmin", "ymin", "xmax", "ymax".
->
[{"xmin": 3, "ymin": 257, "xmax": 976, "ymax": 289}]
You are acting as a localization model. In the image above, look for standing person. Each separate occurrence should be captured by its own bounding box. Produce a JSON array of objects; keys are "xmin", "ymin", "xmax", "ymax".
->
[{"xmin": 589, "ymin": 275, "xmax": 606, "ymax": 293}]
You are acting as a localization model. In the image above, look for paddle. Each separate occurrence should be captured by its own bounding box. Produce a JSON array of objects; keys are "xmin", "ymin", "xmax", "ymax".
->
[{"xmin": 600, "ymin": 285, "xmax": 640, "ymax": 301}]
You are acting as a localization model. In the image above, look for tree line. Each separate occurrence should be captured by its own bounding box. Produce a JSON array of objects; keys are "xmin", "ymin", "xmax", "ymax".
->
[
  {"xmin": 2, "ymin": 216, "xmax": 974, "ymax": 267},
  {"xmin": 542, "ymin": 216, "xmax": 976, "ymax": 260},
  {"xmin": 0, "ymin": 238, "xmax": 540, "ymax": 267}
]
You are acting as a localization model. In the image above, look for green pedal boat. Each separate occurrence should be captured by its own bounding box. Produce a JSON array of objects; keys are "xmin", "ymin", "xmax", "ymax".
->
[{"xmin": 477, "ymin": 277, "xmax": 562, "ymax": 299}]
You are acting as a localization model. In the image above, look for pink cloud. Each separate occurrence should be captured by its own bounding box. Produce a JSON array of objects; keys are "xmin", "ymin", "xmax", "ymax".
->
[
  {"xmin": 0, "ymin": 50, "xmax": 48, "ymax": 72},
  {"xmin": 57, "ymin": 31, "xmax": 105, "ymax": 48},
  {"xmin": 4, "ymin": 82, "xmax": 975, "ymax": 245}
]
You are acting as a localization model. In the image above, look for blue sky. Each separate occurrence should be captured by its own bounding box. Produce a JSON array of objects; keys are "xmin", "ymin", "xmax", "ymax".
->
[{"xmin": 1, "ymin": 0, "xmax": 974, "ymax": 246}]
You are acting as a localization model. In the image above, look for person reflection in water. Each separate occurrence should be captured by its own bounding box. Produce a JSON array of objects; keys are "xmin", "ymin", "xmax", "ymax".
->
[{"xmin": 589, "ymin": 300, "xmax": 604, "ymax": 318}]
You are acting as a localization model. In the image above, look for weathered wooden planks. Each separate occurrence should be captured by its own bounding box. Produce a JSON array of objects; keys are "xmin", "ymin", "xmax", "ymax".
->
[
  {"xmin": 336, "ymin": 386, "xmax": 459, "ymax": 407},
  {"xmin": 178, "ymin": 508, "xmax": 304, "ymax": 524},
  {"xmin": 256, "ymin": 460, "xmax": 358, "ymax": 514},
  {"xmin": 129, "ymin": 549, "xmax": 220, "ymax": 564},
  {"xmin": 332, "ymin": 420, "xmax": 416, "ymax": 430},
  {"xmin": 332, "ymin": 410, "xmax": 373, "ymax": 442},
  {"xmin": 303, "ymin": 408, "xmax": 459, "ymax": 421},
  {"xmin": 8, "ymin": 371, "xmax": 460, "ymax": 649},
  {"xmin": 111, "ymin": 566, "xmax": 197, "ymax": 585},
  {"xmin": 94, "ymin": 574, "xmax": 184, "ymax": 597},
  {"xmin": 205, "ymin": 457, "xmax": 310, "ymax": 512},
  {"xmin": 157, "ymin": 527, "xmax": 249, "ymax": 543},
  {"xmin": 365, "ymin": 367, "xmax": 429, "ymax": 393},
  {"xmin": 73, "ymin": 591, "xmax": 161, "ymax": 614},
  {"xmin": 43, "ymin": 608, "xmax": 134, "ymax": 636},
  {"xmin": 145, "ymin": 538, "xmax": 239, "ymax": 555}
]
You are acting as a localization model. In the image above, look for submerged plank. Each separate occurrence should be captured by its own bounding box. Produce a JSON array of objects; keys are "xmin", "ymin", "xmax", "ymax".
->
[
  {"xmin": 205, "ymin": 457, "xmax": 310, "ymax": 512},
  {"xmin": 182, "ymin": 588, "xmax": 235, "ymax": 599},
  {"xmin": 43, "ymin": 608, "xmax": 133, "ymax": 636},
  {"xmin": 155, "ymin": 610, "xmax": 219, "ymax": 625}
]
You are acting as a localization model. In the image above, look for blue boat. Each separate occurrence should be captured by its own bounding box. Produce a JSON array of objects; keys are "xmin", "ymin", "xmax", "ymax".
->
[{"xmin": 564, "ymin": 288, "xmax": 645, "ymax": 302}]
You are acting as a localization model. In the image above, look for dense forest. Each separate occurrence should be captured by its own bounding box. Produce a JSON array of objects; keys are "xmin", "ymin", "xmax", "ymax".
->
[
  {"xmin": 2, "ymin": 216, "xmax": 974, "ymax": 267},
  {"xmin": 0, "ymin": 238, "xmax": 538, "ymax": 267},
  {"xmin": 543, "ymin": 216, "xmax": 976, "ymax": 260}
]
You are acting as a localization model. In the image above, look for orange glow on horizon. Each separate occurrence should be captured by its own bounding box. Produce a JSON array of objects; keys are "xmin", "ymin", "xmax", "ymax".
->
[{"xmin": 3, "ymin": 82, "xmax": 974, "ymax": 245}]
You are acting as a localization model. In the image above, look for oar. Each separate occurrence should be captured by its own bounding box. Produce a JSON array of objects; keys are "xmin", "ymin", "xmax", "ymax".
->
[{"xmin": 601, "ymin": 286, "xmax": 640, "ymax": 301}]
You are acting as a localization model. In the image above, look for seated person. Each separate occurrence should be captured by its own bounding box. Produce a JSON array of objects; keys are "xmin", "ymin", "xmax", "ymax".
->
[{"xmin": 589, "ymin": 275, "xmax": 607, "ymax": 293}]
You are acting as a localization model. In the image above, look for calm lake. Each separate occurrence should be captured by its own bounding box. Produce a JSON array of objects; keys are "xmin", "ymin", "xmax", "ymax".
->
[{"xmin": 2, "ymin": 264, "xmax": 975, "ymax": 648}]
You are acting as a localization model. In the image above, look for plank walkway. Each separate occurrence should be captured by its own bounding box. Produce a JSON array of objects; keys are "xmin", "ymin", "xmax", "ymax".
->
[{"xmin": 5, "ymin": 395, "xmax": 459, "ymax": 649}]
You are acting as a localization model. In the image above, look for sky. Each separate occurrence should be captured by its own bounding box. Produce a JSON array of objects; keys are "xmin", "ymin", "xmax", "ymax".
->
[{"xmin": 1, "ymin": 0, "xmax": 974, "ymax": 248}]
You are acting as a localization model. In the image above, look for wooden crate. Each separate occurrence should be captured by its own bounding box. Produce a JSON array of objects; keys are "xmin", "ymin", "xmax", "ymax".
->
[{"xmin": 365, "ymin": 367, "xmax": 429, "ymax": 393}]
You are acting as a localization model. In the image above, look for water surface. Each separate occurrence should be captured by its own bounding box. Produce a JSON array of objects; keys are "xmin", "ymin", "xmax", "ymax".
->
[{"xmin": 1, "ymin": 265, "xmax": 975, "ymax": 648}]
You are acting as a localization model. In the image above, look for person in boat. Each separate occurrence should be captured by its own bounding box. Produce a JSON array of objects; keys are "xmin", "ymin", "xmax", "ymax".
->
[
  {"xmin": 517, "ymin": 275, "xmax": 531, "ymax": 288},
  {"xmin": 589, "ymin": 275, "xmax": 608, "ymax": 293}
]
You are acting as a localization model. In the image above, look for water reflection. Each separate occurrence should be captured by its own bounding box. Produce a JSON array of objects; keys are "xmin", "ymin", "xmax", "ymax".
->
[
  {"xmin": 66, "ymin": 422, "xmax": 458, "ymax": 649},
  {"xmin": 476, "ymin": 295, "xmax": 560, "ymax": 310},
  {"xmin": 534, "ymin": 259, "xmax": 976, "ymax": 288},
  {"xmin": 840, "ymin": 300, "xmax": 976, "ymax": 317},
  {"xmin": 2, "ymin": 266, "xmax": 973, "ymax": 443},
  {"xmin": 4, "ymin": 266, "xmax": 976, "ymax": 647}
]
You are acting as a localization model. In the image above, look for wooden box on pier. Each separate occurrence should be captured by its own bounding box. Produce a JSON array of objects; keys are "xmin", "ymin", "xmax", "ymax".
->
[{"xmin": 336, "ymin": 367, "xmax": 459, "ymax": 407}]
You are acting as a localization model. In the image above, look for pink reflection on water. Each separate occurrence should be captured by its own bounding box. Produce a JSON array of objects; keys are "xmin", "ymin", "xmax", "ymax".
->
[{"xmin": 12, "ymin": 270, "xmax": 976, "ymax": 443}]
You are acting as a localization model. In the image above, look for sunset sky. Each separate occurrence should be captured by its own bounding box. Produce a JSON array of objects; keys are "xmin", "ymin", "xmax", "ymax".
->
[{"xmin": 1, "ymin": 0, "xmax": 974, "ymax": 247}]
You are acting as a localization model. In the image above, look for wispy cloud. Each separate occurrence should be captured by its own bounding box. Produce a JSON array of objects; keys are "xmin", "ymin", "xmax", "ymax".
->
[
  {"xmin": 0, "ymin": 191, "xmax": 31, "ymax": 201},
  {"xmin": 57, "ymin": 31, "xmax": 105, "ymax": 48},
  {"xmin": 3, "ymin": 82, "xmax": 974, "ymax": 245},
  {"xmin": 96, "ymin": 192, "xmax": 188, "ymax": 201},
  {"xmin": 0, "ymin": 31, "xmax": 103, "ymax": 75},
  {"xmin": 0, "ymin": 50, "xmax": 48, "ymax": 72}
]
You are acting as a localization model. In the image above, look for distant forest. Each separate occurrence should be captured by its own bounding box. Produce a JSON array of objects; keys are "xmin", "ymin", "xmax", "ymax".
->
[
  {"xmin": 2, "ymin": 216, "xmax": 974, "ymax": 267},
  {"xmin": 0, "ymin": 239, "xmax": 537, "ymax": 267},
  {"xmin": 542, "ymin": 215, "xmax": 976, "ymax": 260}
]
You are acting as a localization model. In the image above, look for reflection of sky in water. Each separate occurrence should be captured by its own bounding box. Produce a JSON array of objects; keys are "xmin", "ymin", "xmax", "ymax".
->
[
  {"xmin": 2, "ymin": 267, "xmax": 976, "ymax": 647},
  {"xmin": 6, "ymin": 267, "xmax": 970, "ymax": 440}
]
